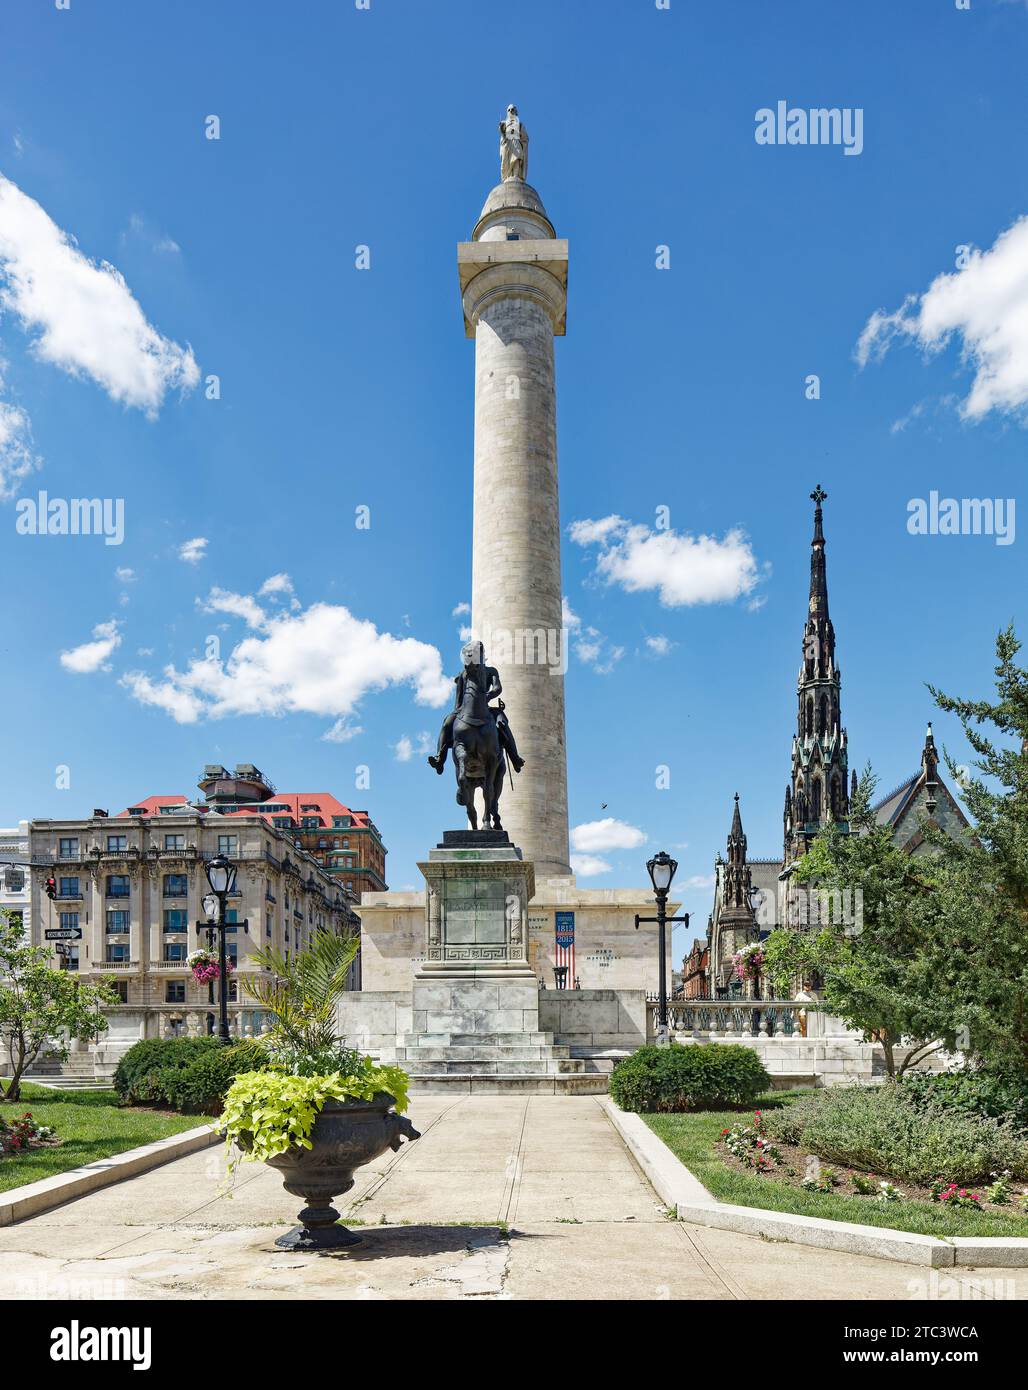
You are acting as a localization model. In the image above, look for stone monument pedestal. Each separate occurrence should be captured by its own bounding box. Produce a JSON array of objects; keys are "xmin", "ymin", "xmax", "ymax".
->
[{"xmin": 381, "ymin": 831, "xmax": 585, "ymax": 1080}]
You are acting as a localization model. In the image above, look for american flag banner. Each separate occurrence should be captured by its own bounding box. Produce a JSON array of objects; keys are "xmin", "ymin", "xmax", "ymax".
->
[{"xmin": 554, "ymin": 911, "xmax": 575, "ymax": 988}]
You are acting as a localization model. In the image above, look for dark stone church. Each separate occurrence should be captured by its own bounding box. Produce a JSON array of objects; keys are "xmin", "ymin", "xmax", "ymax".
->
[{"xmin": 683, "ymin": 487, "xmax": 970, "ymax": 999}]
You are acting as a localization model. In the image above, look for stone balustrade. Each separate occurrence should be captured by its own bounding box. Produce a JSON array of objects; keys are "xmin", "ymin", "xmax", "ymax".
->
[{"xmin": 648, "ymin": 997, "xmax": 807, "ymax": 1040}]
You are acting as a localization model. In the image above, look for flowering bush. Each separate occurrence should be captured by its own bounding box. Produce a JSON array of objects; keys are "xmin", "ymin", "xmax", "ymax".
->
[
  {"xmin": 876, "ymin": 1181, "xmax": 902, "ymax": 1203},
  {"xmin": 187, "ymin": 948, "xmax": 233, "ymax": 984},
  {"xmin": 932, "ymin": 1182, "xmax": 983, "ymax": 1210},
  {"xmin": 732, "ymin": 942, "xmax": 765, "ymax": 983},
  {"xmin": 720, "ymin": 1110, "xmax": 781, "ymax": 1172},
  {"xmin": 0, "ymin": 1111, "xmax": 58, "ymax": 1158}
]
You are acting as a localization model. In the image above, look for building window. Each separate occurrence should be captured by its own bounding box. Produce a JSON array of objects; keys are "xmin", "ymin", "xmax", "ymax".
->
[
  {"xmin": 227, "ymin": 979, "xmax": 238, "ymax": 1001},
  {"xmin": 163, "ymin": 942, "xmax": 187, "ymax": 962},
  {"xmin": 301, "ymin": 817, "xmax": 319, "ymax": 829},
  {"xmin": 106, "ymin": 875, "xmax": 130, "ymax": 899},
  {"xmin": 58, "ymin": 911, "xmax": 79, "ymax": 931},
  {"xmin": 265, "ymin": 914, "xmax": 272, "ymax": 938},
  {"xmin": 59, "ymin": 837, "xmax": 79, "ymax": 858},
  {"xmin": 226, "ymin": 941, "xmax": 238, "ymax": 966},
  {"xmin": 163, "ymin": 873, "xmax": 188, "ymax": 898},
  {"xmin": 112, "ymin": 980, "xmax": 128, "ymax": 1002},
  {"xmin": 224, "ymin": 908, "xmax": 238, "ymax": 934},
  {"xmin": 106, "ymin": 943, "xmax": 129, "ymax": 963},
  {"xmin": 163, "ymin": 909, "xmax": 189, "ymax": 933},
  {"xmin": 106, "ymin": 910, "xmax": 130, "ymax": 934},
  {"xmin": 66, "ymin": 947, "xmax": 80, "ymax": 972},
  {"xmin": 107, "ymin": 834, "xmax": 128, "ymax": 852},
  {"xmin": 166, "ymin": 980, "xmax": 186, "ymax": 1003},
  {"xmin": 164, "ymin": 834, "xmax": 185, "ymax": 851},
  {"xmin": 58, "ymin": 876, "xmax": 80, "ymax": 898},
  {"xmin": 217, "ymin": 835, "xmax": 237, "ymax": 855}
]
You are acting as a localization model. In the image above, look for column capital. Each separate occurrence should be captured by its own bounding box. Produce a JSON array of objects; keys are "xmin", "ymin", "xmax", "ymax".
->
[{"xmin": 458, "ymin": 241, "xmax": 568, "ymax": 338}]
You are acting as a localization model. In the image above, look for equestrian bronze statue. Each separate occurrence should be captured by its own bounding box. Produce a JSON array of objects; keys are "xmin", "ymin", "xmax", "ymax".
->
[{"xmin": 429, "ymin": 640, "xmax": 525, "ymax": 831}]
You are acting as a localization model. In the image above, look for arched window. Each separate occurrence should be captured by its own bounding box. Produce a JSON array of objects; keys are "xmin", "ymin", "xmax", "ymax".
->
[
  {"xmin": 805, "ymin": 698, "xmax": 814, "ymax": 736},
  {"xmin": 830, "ymin": 776, "xmax": 840, "ymax": 817},
  {"xmin": 818, "ymin": 695, "xmax": 828, "ymax": 736},
  {"xmin": 811, "ymin": 779, "xmax": 822, "ymax": 822}
]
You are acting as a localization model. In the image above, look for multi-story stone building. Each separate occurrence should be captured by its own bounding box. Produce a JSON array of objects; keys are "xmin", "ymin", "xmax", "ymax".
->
[
  {"xmin": 28, "ymin": 781, "xmax": 360, "ymax": 1078},
  {"xmin": 0, "ymin": 821, "xmax": 32, "ymax": 936},
  {"xmin": 127, "ymin": 765, "xmax": 387, "ymax": 898}
]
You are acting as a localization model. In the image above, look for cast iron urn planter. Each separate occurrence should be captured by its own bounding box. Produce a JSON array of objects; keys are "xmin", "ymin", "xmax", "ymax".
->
[{"xmin": 253, "ymin": 1093, "xmax": 420, "ymax": 1250}]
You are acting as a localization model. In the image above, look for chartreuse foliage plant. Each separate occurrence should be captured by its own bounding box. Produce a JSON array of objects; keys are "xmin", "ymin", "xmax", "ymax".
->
[
  {"xmin": 216, "ymin": 928, "xmax": 409, "ymax": 1171},
  {"xmin": 217, "ymin": 1060, "xmax": 410, "ymax": 1171}
]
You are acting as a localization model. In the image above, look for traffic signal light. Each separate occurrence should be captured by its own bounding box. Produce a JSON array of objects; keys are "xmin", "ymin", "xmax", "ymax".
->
[{"xmin": 44, "ymin": 875, "xmax": 57, "ymax": 901}]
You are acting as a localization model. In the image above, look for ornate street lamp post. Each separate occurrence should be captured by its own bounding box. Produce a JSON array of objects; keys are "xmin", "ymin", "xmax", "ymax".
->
[
  {"xmin": 635, "ymin": 851, "xmax": 689, "ymax": 1042},
  {"xmin": 203, "ymin": 853, "xmax": 237, "ymax": 1043}
]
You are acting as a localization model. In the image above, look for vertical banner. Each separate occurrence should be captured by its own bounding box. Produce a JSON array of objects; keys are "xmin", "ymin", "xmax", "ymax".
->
[{"xmin": 554, "ymin": 910, "xmax": 575, "ymax": 988}]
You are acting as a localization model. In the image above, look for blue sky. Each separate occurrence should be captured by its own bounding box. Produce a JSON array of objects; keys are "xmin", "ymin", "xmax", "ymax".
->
[{"xmin": 2, "ymin": 0, "xmax": 1027, "ymax": 958}]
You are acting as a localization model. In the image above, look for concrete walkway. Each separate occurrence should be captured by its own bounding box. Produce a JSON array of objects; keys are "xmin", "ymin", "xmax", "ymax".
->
[{"xmin": 0, "ymin": 1096, "xmax": 1022, "ymax": 1300}]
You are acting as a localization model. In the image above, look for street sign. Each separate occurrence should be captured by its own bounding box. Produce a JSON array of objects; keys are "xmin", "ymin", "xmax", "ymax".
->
[
  {"xmin": 45, "ymin": 927, "xmax": 83, "ymax": 941},
  {"xmin": 53, "ymin": 942, "xmax": 71, "ymax": 956}
]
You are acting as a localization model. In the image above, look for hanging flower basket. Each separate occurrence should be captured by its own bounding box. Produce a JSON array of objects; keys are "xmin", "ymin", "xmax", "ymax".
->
[
  {"xmin": 187, "ymin": 947, "xmax": 233, "ymax": 984},
  {"xmin": 732, "ymin": 942, "xmax": 765, "ymax": 983}
]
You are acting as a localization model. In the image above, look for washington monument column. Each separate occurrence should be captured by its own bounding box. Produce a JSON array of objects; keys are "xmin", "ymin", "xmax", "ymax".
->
[{"xmin": 457, "ymin": 107, "xmax": 572, "ymax": 878}]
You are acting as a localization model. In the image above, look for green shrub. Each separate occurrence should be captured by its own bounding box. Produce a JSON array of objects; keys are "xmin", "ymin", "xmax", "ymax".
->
[
  {"xmin": 609, "ymin": 1043, "xmax": 770, "ymax": 1113},
  {"xmin": 114, "ymin": 1037, "xmax": 270, "ymax": 1113},
  {"xmin": 762, "ymin": 1084, "xmax": 1028, "ymax": 1186},
  {"xmin": 899, "ymin": 1070, "xmax": 1028, "ymax": 1130}
]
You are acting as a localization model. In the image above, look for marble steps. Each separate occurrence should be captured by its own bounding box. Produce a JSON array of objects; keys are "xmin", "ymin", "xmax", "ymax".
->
[
  {"xmin": 398, "ymin": 1056, "xmax": 586, "ymax": 1076},
  {"xmin": 398, "ymin": 1031, "xmax": 556, "ymax": 1048}
]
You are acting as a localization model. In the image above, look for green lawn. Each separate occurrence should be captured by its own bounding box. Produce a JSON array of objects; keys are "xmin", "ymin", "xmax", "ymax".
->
[
  {"xmin": 644, "ymin": 1092, "xmax": 1028, "ymax": 1239},
  {"xmin": 0, "ymin": 1083, "xmax": 202, "ymax": 1194}
]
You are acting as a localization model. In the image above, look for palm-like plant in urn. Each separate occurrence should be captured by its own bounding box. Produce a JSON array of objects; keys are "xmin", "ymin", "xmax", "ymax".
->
[{"xmin": 217, "ymin": 930, "xmax": 418, "ymax": 1250}]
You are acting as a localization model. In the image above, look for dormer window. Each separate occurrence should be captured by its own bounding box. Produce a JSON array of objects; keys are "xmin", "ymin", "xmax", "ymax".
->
[{"xmin": 506, "ymin": 227, "xmax": 520, "ymax": 241}]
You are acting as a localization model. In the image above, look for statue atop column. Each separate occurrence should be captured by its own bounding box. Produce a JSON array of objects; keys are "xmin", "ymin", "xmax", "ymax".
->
[
  {"xmin": 499, "ymin": 104, "xmax": 528, "ymax": 182},
  {"xmin": 429, "ymin": 640, "xmax": 525, "ymax": 831}
]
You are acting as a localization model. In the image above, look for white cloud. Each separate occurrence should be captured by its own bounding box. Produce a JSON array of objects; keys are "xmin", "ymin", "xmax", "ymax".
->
[
  {"xmin": 683, "ymin": 874, "xmax": 715, "ymax": 890},
  {"xmin": 115, "ymin": 566, "xmax": 135, "ymax": 582},
  {"xmin": 571, "ymin": 818, "xmax": 646, "ymax": 853},
  {"xmin": 645, "ymin": 634, "xmax": 673, "ymax": 657},
  {"xmin": 199, "ymin": 586, "xmax": 267, "ymax": 630},
  {"xmin": 452, "ymin": 601, "xmax": 471, "ymax": 617},
  {"xmin": 260, "ymin": 573, "xmax": 300, "ymax": 610},
  {"xmin": 574, "ymin": 625, "xmax": 624, "ymax": 675},
  {"xmin": 570, "ymin": 516, "xmax": 760, "ymax": 607},
  {"xmin": 0, "ymin": 175, "xmax": 199, "ymax": 416},
  {"xmin": 322, "ymin": 718, "xmax": 363, "ymax": 744},
  {"xmin": 178, "ymin": 536, "xmax": 207, "ymax": 565},
  {"xmin": 561, "ymin": 596, "xmax": 581, "ymax": 631},
  {"xmin": 568, "ymin": 515, "xmax": 625, "ymax": 547},
  {"xmin": 60, "ymin": 619, "xmax": 121, "ymax": 674},
  {"xmin": 121, "ymin": 669, "xmax": 204, "ymax": 723},
  {"xmin": 0, "ymin": 394, "xmax": 39, "ymax": 500},
  {"xmin": 120, "ymin": 597, "xmax": 452, "ymax": 728},
  {"xmin": 570, "ymin": 853, "xmax": 612, "ymax": 877},
  {"xmin": 394, "ymin": 732, "xmax": 432, "ymax": 762},
  {"xmin": 856, "ymin": 216, "xmax": 1028, "ymax": 422}
]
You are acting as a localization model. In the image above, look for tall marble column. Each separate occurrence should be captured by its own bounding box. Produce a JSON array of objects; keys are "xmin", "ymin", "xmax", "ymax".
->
[{"xmin": 457, "ymin": 131, "xmax": 571, "ymax": 878}]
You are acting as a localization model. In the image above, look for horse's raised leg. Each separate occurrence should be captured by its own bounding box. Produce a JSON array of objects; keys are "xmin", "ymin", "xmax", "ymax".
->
[{"xmin": 454, "ymin": 749, "xmax": 478, "ymax": 829}]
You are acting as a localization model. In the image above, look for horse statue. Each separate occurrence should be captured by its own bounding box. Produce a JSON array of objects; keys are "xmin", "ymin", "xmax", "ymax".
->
[{"xmin": 428, "ymin": 640, "xmax": 525, "ymax": 831}]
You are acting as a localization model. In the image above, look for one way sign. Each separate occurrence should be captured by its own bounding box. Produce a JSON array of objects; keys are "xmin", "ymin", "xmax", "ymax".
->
[{"xmin": 45, "ymin": 927, "xmax": 83, "ymax": 941}]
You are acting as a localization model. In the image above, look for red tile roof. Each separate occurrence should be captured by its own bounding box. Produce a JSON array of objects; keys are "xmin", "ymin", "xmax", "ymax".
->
[{"xmin": 118, "ymin": 792, "xmax": 373, "ymax": 829}]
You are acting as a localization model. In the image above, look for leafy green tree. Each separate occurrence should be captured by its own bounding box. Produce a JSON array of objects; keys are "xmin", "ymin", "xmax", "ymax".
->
[
  {"xmin": 0, "ymin": 911, "xmax": 119, "ymax": 1101},
  {"xmin": 925, "ymin": 625, "xmax": 1028, "ymax": 1075},
  {"xmin": 763, "ymin": 770, "xmax": 957, "ymax": 1079}
]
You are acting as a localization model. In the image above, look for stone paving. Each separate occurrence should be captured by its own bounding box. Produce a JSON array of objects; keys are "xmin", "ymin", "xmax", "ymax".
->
[{"xmin": 0, "ymin": 1097, "xmax": 1023, "ymax": 1300}]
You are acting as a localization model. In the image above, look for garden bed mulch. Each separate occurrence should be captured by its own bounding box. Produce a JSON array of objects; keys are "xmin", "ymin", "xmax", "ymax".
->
[{"xmin": 719, "ymin": 1119, "xmax": 1027, "ymax": 1220}]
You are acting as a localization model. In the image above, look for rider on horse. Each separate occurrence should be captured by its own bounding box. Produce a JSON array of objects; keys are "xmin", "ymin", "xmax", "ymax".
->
[{"xmin": 428, "ymin": 641, "xmax": 525, "ymax": 776}]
